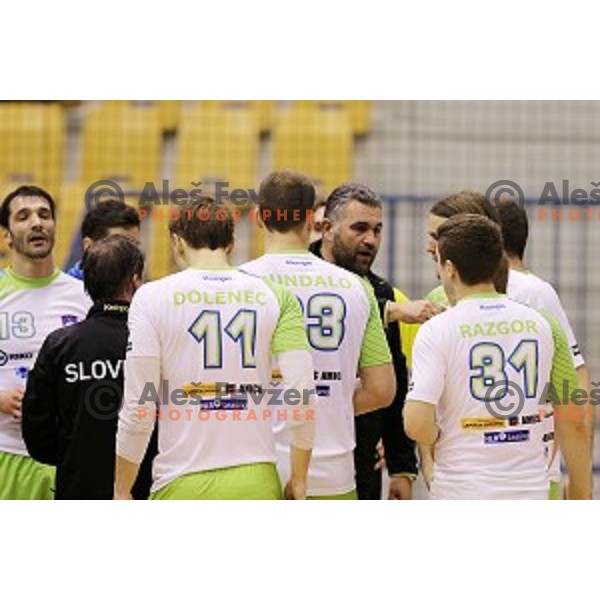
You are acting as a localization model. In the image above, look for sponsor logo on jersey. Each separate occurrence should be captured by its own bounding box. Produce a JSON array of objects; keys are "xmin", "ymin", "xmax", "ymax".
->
[
  {"xmin": 484, "ymin": 429, "xmax": 530, "ymax": 444},
  {"xmin": 285, "ymin": 259, "xmax": 313, "ymax": 267},
  {"xmin": 461, "ymin": 417, "xmax": 505, "ymax": 431},
  {"xmin": 316, "ymin": 385, "xmax": 331, "ymax": 397},
  {"xmin": 201, "ymin": 275, "xmax": 233, "ymax": 282},
  {"xmin": 0, "ymin": 350, "xmax": 34, "ymax": 367},
  {"xmin": 508, "ymin": 414, "xmax": 540, "ymax": 426},
  {"xmin": 61, "ymin": 314, "xmax": 80, "ymax": 326},
  {"xmin": 15, "ymin": 366, "xmax": 29, "ymax": 379}
]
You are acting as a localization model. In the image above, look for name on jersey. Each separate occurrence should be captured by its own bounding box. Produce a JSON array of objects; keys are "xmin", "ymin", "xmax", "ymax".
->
[
  {"xmin": 459, "ymin": 319, "xmax": 538, "ymax": 338},
  {"xmin": 173, "ymin": 290, "xmax": 268, "ymax": 306},
  {"xmin": 65, "ymin": 359, "xmax": 123, "ymax": 383},
  {"xmin": 264, "ymin": 273, "xmax": 353, "ymax": 289}
]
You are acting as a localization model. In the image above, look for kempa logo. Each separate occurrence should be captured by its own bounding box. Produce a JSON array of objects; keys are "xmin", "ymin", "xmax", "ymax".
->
[{"xmin": 0, "ymin": 350, "xmax": 33, "ymax": 367}]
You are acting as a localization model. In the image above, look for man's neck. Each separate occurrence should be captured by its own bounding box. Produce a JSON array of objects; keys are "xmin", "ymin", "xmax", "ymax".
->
[
  {"xmin": 454, "ymin": 282, "xmax": 498, "ymax": 302},
  {"xmin": 508, "ymin": 255, "xmax": 525, "ymax": 271},
  {"xmin": 264, "ymin": 230, "xmax": 309, "ymax": 254},
  {"xmin": 184, "ymin": 248, "xmax": 231, "ymax": 270},
  {"xmin": 10, "ymin": 254, "xmax": 55, "ymax": 279}
]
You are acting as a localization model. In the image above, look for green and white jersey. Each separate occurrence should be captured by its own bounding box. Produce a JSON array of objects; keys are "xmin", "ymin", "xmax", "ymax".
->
[
  {"xmin": 508, "ymin": 269, "xmax": 583, "ymax": 368},
  {"xmin": 124, "ymin": 267, "xmax": 310, "ymax": 493},
  {"xmin": 407, "ymin": 293, "xmax": 577, "ymax": 500},
  {"xmin": 241, "ymin": 251, "xmax": 392, "ymax": 496},
  {"xmin": 0, "ymin": 267, "xmax": 90, "ymax": 456}
]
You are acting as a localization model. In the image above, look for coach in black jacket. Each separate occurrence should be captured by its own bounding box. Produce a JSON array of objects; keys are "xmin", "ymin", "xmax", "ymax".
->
[
  {"xmin": 311, "ymin": 184, "xmax": 427, "ymax": 499},
  {"xmin": 22, "ymin": 235, "xmax": 156, "ymax": 499}
]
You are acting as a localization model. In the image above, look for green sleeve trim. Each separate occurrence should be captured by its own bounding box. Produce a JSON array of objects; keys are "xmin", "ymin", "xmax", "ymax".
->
[
  {"xmin": 539, "ymin": 309, "xmax": 578, "ymax": 403},
  {"xmin": 264, "ymin": 280, "xmax": 310, "ymax": 357},
  {"xmin": 357, "ymin": 277, "xmax": 392, "ymax": 368},
  {"xmin": 426, "ymin": 284, "xmax": 449, "ymax": 307}
]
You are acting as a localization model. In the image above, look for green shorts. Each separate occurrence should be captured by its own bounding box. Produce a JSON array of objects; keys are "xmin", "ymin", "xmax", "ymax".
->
[
  {"xmin": 150, "ymin": 462, "xmax": 283, "ymax": 500},
  {"xmin": 308, "ymin": 489, "xmax": 358, "ymax": 500},
  {"xmin": 548, "ymin": 480, "xmax": 562, "ymax": 500},
  {"xmin": 0, "ymin": 451, "xmax": 55, "ymax": 500}
]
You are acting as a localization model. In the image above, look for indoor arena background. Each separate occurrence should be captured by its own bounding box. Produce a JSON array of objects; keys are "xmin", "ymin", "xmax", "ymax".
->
[{"xmin": 1, "ymin": 100, "xmax": 597, "ymax": 492}]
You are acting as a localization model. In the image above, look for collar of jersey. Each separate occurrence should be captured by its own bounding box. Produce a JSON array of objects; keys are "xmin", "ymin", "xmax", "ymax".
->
[
  {"xmin": 265, "ymin": 249, "xmax": 311, "ymax": 255},
  {"xmin": 458, "ymin": 291, "xmax": 506, "ymax": 303},
  {"xmin": 188, "ymin": 266, "xmax": 238, "ymax": 271},
  {"xmin": 5, "ymin": 266, "xmax": 61, "ymax": 288}
]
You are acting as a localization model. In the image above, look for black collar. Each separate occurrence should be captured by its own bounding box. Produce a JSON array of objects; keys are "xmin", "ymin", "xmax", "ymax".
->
[{"xmin": 87, "ymin": 301, "xmax": 130, "ymax": 320}]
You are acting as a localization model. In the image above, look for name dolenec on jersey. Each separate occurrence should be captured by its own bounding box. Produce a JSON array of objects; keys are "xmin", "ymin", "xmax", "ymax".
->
[
  {"xmin": 124, "ymin": 267, "xmax": 311, "ymax": 493},
  {"xmin": 241, "ymin": 252, "xmax": 391, "ymax": 496},
  {"xmin": 407, "ymin": 293, "xmax": 577, "ymax": 500},
  {"xmin": 0, "ymin": 268, "xmax": 91, "ymax": 456}
]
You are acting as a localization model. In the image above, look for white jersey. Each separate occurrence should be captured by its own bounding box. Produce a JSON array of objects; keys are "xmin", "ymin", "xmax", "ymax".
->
[
  {"xmin": 508, "ymin": 269, "xmax": 583, "ymax": 368},
  {"xmin": 407, "ymin": 293, "xmax": 577, "ymax": 500},
  {"xmin": 119, "ymin": 267, "xmax": 311, "ymax": 493},
  {"xmin": 0, "ymin": 268, "xmax": 90, "ymax": 455},
  {"xmin": 241, "ymin": 251, "xmax": 391, "ymax": 496},
  {"xmin": 508, "ymin": 269, "xmax": 582, "ymax": 480}
]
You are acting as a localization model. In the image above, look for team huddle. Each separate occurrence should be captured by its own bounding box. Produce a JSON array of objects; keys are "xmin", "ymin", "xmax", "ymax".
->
[{"xmin": 0, "ymin": 171, "xmax": 592, "ymax": 500}]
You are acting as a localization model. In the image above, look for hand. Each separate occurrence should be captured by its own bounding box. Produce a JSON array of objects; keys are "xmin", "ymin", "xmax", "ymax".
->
[
  {"xmin": 0, "ymin": 388, "xmax": 24, "ymax": 420},
  {"xmin": 284, "ymin": 479, "xmax": 307, "ymax": 500},
  {"xmin": 388, "ymin": 476, "xmax": 413, "ymax": 500},
  {"xmin": 388, "ymin": 300, "xmax": 444, "ymax": 324}
]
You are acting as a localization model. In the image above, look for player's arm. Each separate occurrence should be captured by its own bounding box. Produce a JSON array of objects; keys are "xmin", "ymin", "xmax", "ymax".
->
[
  {"xmin": 403, "ymin": 402, "xmax": 438, "ymax": 445},
  {"xmin": 403, "ymin": 323, "xmax": 444, "ymax": 449},
  {"xmin": 544, "ymin": 314, "xmax": 592, "ymax": 499},
  {"xmin": 21, "ymin": 334, "xmax": 60, "ymax": 465},
  {"xmin": 115, "ymin": 289, "xmax": 159, "ymax": 500},
  {"xmin": 418, "ymin": 444, "xmax": 435, "ymax": 489},
  {"xmin": 269, "ymin": 283, "xmax": 316, "ymax": 500},
  {"xmin": 354, "ymin": 278, "xmax": 395, "ymax": 415},
  {"xmin": 385, "ymin": 299, "xmax": 444, "ymax": 325}
]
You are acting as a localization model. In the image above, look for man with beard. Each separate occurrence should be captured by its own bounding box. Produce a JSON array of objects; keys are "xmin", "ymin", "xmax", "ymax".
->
[
  {"xmin": 310, "ymin": 183, "xmax": 438, "ymax": 499},
  {"xmin": 0, "ymin": 185, "xmax": 90, "ymax": 499}
]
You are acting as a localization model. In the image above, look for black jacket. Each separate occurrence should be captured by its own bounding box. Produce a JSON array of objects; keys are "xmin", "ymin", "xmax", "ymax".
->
[
  {"xmin": 22, "ymin": 301, "xmax": 157, "ymax": 500},
  {"xmin": 309, "ymin": 239, "xmax": 417, "ymax": 478}
]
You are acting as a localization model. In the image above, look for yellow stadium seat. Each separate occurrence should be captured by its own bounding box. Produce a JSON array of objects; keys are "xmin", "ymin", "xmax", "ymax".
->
[
  {"xmin": 273, "ymin": 103, "xmax": 353, "ymax": 193},
  {"xmin": 82, "ymin": 101, "xmax": 162, "ymax": 189},
  {"xmin": 0, "ymin": 102, "xmax": 65, "ymax": 194},
  {"xmin": 176, "ymin": 102, "xmax": 260, "ymax": 196},
  {"xmin": 53, "ymin": 182, "xmax": 89, "ymax": 269},
  {"xmin": 295, "ymin": 100, "xmax": 371, "ymax": 135},
  {"xmin": 158, "ymin": 100, "xmax": 182, "ymax": 131},
  {"xmin": 146, "ymin": 210, "xmax": 174, "ymax": 280}
]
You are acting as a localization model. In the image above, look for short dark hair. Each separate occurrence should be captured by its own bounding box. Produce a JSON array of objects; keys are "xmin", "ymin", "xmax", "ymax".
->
[
  {"xmin": 325, "ymin": 183, "xmax": 382, "ymax": 222},
  {"xmin": 83, "ymin": 234, "xmax": 144, "ymax": 303},
  {"xmin": 437, "ymin": 214, "xmax": 503, "ymax": 286},
  {"xmin": 430, "ymin": 190, "xmax": 501, "ymax": 225},
  {"xmin": 258, "ymin": 170, "xmax": 315, "ymax": 233},
  {"xmin": 496, "ymin": 197, "xmax": 528, "ymax": 260},
  {"xmin": 168, "ymin": 195, "xmax": 234, "ymax": 250},
  {"xmin": 0, "ymin": 185, "xmax": 56, "ymax": 229},
  {"xmin": 81, "ymin": 199, "xmax": 140, "ymax": 241}
]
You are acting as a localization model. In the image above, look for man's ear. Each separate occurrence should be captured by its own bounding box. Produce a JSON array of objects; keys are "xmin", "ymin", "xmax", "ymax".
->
[
  {"xmin": 82, "ymin": 236, "xmax": 93, "ymax": 252},
  {"xmin": 131, "ymin": 273, "xmax": 143, "ymax": 293},
  {"xmin": 225, "ymin": 240, "xmax": 234, "ymax": 256},
  {"xmin": 321, "ymin": 217, "xmax": 333, "ymax": 236},
  {"xmin": 2, "ymin": 228, "xmax": 13, "ymax": 249}
]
